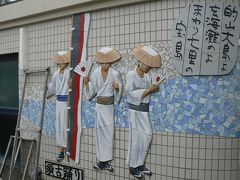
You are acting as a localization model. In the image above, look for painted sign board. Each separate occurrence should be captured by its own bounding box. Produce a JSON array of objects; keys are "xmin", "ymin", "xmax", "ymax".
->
[{"xmin": 172, "ymin": 2, "xmax": 240, "ymax": 75}]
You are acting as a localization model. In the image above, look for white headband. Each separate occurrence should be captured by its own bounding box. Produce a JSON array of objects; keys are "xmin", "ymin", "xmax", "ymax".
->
[
  {"xmin": 99, "ymin": 47, "xmax": 113, "ymax": 54},
  {"xmin": 58, "ymin": 50, "xmax": 67, "ymax": 56},
  {"xmin": 142, "ymin": 46, "xmax": 158, "ymax": 56}
]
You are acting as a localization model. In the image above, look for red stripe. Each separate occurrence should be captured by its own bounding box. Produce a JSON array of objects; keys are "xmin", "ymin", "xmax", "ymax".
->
[{"xmin": 71, "ymin": 13, "xmax": 85, "ymax": 160}]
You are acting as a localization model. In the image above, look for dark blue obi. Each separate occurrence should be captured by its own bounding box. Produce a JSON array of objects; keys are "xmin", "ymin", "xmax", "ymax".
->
[
  {"xmin": 56, "ymin": 95, "xmax": 68, "ymax": 102},
  {"xmin": 128, "ymin": 103, "xmax": 149, "ymax": 112}
]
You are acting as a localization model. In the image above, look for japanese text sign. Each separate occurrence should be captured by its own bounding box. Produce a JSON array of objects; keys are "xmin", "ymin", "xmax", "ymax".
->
[
  {"xmin": 172, "ymin": 2, "xmax": 240, "ymax": 75},
  {"xmin": 45, "ymin": 161, "xmax": 83, "ymax": 180}
]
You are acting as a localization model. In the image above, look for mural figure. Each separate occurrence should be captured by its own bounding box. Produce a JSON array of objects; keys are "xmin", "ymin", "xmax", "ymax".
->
[
  {"xmin": 83, "ymin": 47, "xmax": 123, "ymax": 171},
  {"xmin": 46, "ymin": 51, "xmax": 70, "ymax": 161},
  {"xmin": 126, "ymin": 46, "xmax": 162, "ymax": 179}
]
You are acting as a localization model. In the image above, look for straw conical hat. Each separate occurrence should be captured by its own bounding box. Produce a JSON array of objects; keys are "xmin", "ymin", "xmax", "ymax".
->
[
  {"xmin": 52, "ymin": 51, "xmax": 70, "ymax": 64},
  {"xmin": 95, "ymin": 47, "xmax": 121, "ymax": 63},
  {"xmin": 132, "ymin": 46, "xmax": 162, "ymax": 68}
]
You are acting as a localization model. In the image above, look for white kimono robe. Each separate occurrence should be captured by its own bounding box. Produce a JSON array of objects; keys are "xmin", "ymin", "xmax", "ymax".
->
[
  {"xmin": 84, "ymin": 66, "xmax": 123, "ymax": 162},
  {"xmin": 125, "ymin": 68, "xmax": 153, "ymax": 168},
  {"xmin": 47, "ymin": 69, "xmax": 69, "ymax": 148}
]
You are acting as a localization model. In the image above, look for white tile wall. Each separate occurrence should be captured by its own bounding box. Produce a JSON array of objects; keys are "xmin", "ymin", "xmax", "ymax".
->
[{"xmin": 0, "ymin": 0, "xmax": 240, "ymax": 179}]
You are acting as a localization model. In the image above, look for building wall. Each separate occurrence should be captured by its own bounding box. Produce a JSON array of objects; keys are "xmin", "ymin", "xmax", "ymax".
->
[
  {"xmin": 0, "ymin": 0, "xmax": 94, "ymax": 22},
  {"xmin": 0, "ymin": 0, "xmax": 239, "ymax": 180},
  {"xmin": 0, "ymin": 0, "xmax": 148, "ymax": 30}
]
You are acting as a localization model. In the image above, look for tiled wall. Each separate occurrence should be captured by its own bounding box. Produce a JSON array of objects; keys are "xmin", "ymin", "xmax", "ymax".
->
[
  {"xmin": 0, "ymin": 28, "xmax": 19, "ymax": 54},
  {"xmin": 0, "ymin": 0, "xmax": 239, "ymax": 180},
  {"xmin": 40, "ymin": 129, "xmax": 240, "ymax": 180},
  {"xmin": 19, "ymin": 0, "xmax": 240, "ymax": 138}
]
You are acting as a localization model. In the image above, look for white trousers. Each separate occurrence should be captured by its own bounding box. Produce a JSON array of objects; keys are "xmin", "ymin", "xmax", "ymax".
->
[
  {"xmin": 127, "ymin": 109, "xmax": 153, "ymax": 168},
  {"xmin": 95, "ymin": 103, "xmax": 114, "ymax": 162},
  {"xmin": 55, "ymin": 100, "xmax": 67, "ymax": 148}
]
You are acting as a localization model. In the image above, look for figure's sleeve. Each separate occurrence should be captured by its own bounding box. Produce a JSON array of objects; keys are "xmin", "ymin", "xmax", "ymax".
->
[
  {"xmin": 114, "ymin": 72, "xmax": 123, "ymax": 104},
  {"xmin": 148, "ymin": 75, "xmax": 152, "ymax": 87},
  {"xmin": 125, "ymin": 72, "xmax": 146, "ymax": 106},
  {"xmin": 83, "ymin": 70, "xmax": 97, "ymax": 100},
  {"xmin": 46, "ymin": 72, "xmax": 57, "ymax": 98}
]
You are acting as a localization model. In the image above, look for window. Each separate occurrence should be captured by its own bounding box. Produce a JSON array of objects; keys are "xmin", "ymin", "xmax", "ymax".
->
[{"xmin": 0, "ymin": 53, "xmax": 19, "ymax": 109}]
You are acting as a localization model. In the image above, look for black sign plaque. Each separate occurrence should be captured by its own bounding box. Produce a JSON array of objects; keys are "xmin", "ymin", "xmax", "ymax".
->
[{"xmin": 45, "ymin": 161, "xmax": 83, "ymax": 180}]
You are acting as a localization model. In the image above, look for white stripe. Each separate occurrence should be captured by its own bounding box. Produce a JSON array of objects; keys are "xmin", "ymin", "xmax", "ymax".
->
[
  {"xmin": 84, "ymin": 13, "xmax": 91, "ymax": 32},
  {"xmin": 75, "ymin": 78, "xmax": 83, "ymax": 163}
]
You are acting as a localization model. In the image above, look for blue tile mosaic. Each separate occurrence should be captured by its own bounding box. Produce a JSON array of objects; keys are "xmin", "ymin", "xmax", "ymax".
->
[
  {"xmin": 22, "ymin": 99, "xmax": 56, "ymax": 136},
  {"xmin": 22, "ymin": 49, "xmax": 240, "ymax": 137}
]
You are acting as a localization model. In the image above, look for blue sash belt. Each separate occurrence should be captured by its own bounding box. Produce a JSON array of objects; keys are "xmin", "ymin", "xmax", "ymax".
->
[{"xmin": 56, "ymin": 95, "xmax": 68, "ymax": 102}]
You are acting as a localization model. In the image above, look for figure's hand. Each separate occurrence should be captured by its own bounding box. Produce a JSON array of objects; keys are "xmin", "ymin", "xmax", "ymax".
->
[
  {"xmin": 83, "ymin": 76, "xmax": 90, "ymax": 87},
  {"xmin": 113, "ymin": 81, "xmax": 119, "ymax": 92},
  {"xmin": 148, "ymin": 84, "xmax": 159, "ymax": 94},
  {"xmin": 142, "ymin": 84, "xmax": 159, "ymax": 99}
]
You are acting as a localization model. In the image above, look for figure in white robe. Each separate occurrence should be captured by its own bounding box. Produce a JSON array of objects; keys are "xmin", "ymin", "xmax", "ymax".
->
[
  {"xmin": 84, "ymin": 66, "xmax": 123, "ymax": 162},
  {"xmin": 126, "ymin": 45, "xmax": 162, "ymax": 179},
  {"xmin": 83, "ymin": 46, "xmax": 123, "ymax": 171},
  {"xmin": 126, "ymin": 68, "xmax": 152, "ymax": 167},
  {"xmin": 47, "ymin": 69, "xmax": 69, "ymax": 147},
  {"xmin": 46, "ymin": 51, "xmax": 70, "ymax": 161}
]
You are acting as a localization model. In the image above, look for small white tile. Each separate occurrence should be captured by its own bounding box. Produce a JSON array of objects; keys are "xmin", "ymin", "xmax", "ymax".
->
[
  {"xmin": 119, "ymin": 7, "xmax": 125, "ymax": 16},
  {"xmin": 124, "ymin": 15, "xmax": 130, "ymax": 24},
  {"xmin": 145, "ymin": 22, "xmax": 150, "ymax": 31},
  {"xmin": 162, "ymin": 9, "xmax": 168, "ymax": 20},
  {"xmin": 179, "ymin": 168, "xmax": 185, "ymax": 178},
  {"xmin": 139, "ymin": 13, "xmax": 145, "ymax": 23},
  {"xmin": 118, "ymin": 16, "xmax": 123, "ymax": 26},
  {"xmin": 134, "ymin": 13, "xmax": 140, "ymax": 23},
  {"xmin": 129, "ymin": 14, "xmax": 134, "ymax": 24}
]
